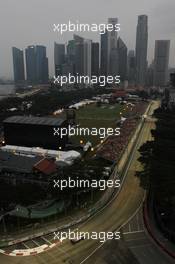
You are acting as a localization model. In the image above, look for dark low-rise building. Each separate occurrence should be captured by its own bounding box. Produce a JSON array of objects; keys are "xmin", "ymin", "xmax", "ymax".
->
[{"xmin": 3, "ymin": 116, "xmax": 68, "ymax": 150}]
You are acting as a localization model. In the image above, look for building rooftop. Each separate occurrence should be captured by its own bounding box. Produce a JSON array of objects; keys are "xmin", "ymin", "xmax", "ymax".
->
[
  {"xmin": 34, "ymin": 158, "xmax": 57, "ymax": 175},
  {"xmin": 0, "ymin": 151, "xmax": 42, "ymax": 173},
  {"xmin": 3, "ymin": 116, "xmax": 66, "ymax": 126}
]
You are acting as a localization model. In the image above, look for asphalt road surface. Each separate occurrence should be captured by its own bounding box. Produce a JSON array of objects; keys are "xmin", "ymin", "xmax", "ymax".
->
[{"xmin": 122, "ymin": 208, "xmax": 174, "ymax": 264}]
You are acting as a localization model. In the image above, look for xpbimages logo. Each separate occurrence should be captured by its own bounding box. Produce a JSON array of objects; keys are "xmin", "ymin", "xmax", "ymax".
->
[
  {"xmin": 53, "ymin": 125, "xmax": 121, "ymax": 139},
  {"xmin": 53, "ymin": 178, "xmax": 121, "ymax": 191},
  {"xmin": 53, "ymin": 74, "xmax": 120, "ymax": 87},
  {"xmin": 54, "ymin": 229, "xmax": 121, "ymax": 243},
  {"xmin": 53, "ymin": 20, "xmax": 120, "ymax": 35}
]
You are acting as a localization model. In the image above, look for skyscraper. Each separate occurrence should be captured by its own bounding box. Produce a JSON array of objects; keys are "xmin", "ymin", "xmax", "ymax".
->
[
  {"xmin": 25, "ymin": 46, "xmax": 37, "ymax": 84},
  {"xmin": 100, "ymin": 31, "xmax": 108, "ymax": 76},
  {"xmin": 117, "ymin": 37, "xmax": 127, "ymax": 82},
  {"xmin": 61, "ymin": 40, "xmax": 75, "ymax": 77},
  {"xmin": 146, "ymin": 61, "xmax": 154, "ymax": 87},
  {"xmin": 67, "ymin": 40, "xmax": 76, "ymax": 74},
  {"xmin": 107, "ymin": 18, "xmax": 119, "ymax": 76},
  {"xmin": 154, "ymin": 40, "xmax": 170, "ymax": 87},
  {"xmin": 54, "ymin": 42, "xmax": 65, "ymax": 76},
  {"xmin": 127, "ymin": 50, "xmax": 136, "ymax": 84},
  {"xmin": 135, "ymin": 15, "xmax": 148, "ymax": 86},
  {"xmin": 74, "ymin": 35, "xmax": 84, "ymax": 75},
  {"xmin": 67, "ymin": 40, "xmax": 76, "ymax": 64},
  {"xmin": 74, "ymin": 34, "xmax": 92, "ymax": 82},
  {"xmin": 36, "ymin": 45, "xmax": 49, "ymax": 84},
  {"xmin": 12, "ymin": 47, "xmax": 25, "ymax": 83},
  {"xmin": 25, "ymin": 45, "xmax": 48, "ymax": 84},
  {"xmin": 84, "ymin": 39, "xmax": 92, "ymax": 80},
  {"xmin": 91, "ymin": 42, "xmax": 99, "ymax": 76}
]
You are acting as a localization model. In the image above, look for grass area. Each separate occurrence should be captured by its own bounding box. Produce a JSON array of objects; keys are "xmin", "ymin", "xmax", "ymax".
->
[
  {"xmin": 71, "ymin": 103, "xmax": 124, "ymax": 146},
  {"xmin": 76, "ymin": 103, "xmax": 123, "ymax": 120}
]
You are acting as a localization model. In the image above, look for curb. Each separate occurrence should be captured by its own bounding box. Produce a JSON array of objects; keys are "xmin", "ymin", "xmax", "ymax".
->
[
  {"xmin": 0, "ymin": 240, "xmax": 60, "ymax": 257},
  {"xmin": 143, "ymin": 201, "xmax": 175, "ymax": 260}
]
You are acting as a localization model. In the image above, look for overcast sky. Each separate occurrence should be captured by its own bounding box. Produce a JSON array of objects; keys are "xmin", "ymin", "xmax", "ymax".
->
[{"xmin": 0, "ymin": 0, "xmax": 175, "ymax": 79}]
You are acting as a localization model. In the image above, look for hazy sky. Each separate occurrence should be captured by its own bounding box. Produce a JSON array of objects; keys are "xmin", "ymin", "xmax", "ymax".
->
[{"xmin": 0, "ymin": 0, "xmax": 175, "ymax": 79}]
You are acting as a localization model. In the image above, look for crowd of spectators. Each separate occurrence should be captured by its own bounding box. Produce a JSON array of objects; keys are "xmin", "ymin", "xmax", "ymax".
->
[{"xmin": 96, "ymin": 102, "xmax": 148, "ymax": 162}]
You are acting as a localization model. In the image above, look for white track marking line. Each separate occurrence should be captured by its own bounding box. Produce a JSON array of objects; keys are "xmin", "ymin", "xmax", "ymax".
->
[
  {"xmin": 31, "ymin": 239, "xmax": 40, "ymax": 247},
  {"xmin": 123, "ymin": 230, "xmax": 144, "ymax": 235},
  {"xmin": 22, "ymin": 242, "xmax": 30, "ymax": 249},
  {"xmin": 41, "ymin": 236, "xmax": 52, "ymax": 245}
]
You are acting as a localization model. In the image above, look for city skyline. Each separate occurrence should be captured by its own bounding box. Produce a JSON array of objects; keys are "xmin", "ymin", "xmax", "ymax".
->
[
  {"xmin": 9, "ymin": 26, "xmax": 175, "ymax": 82},
  {"xmin": 11, "ymin": 22, "xmax": 171, "ymax": 88},
  {"xmin": 0, "ymin": 0, "xmax": 175, "ymax": 79}
]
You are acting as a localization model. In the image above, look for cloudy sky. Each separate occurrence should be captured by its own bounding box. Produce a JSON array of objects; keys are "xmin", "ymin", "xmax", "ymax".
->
[{"xmin": 0, "ymin": 0, "xmax": 175, "ymax": 79}]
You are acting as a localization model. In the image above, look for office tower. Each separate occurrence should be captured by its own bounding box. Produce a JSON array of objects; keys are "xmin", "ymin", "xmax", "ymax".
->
[
  {"xmin": 128, "ymin": 50, "xmax": 136, "ymax": 84},
  {"xmin": 107, "ymin": 18, "xmax": 119, "ymax": 76},
  {"xmin": 91, "ymin": 42, "xmax": 99, "ymax": 76},
  {"xmin": 62, "ymin": 63, "xmax": 74, "ymax": 77},
  {"xmin": 67, "ymin": 40, "xmax": 76, "ymax": 64},
  {"xmin": 74, "ymin": 35, "xmax": 84, "ymax": 75},
  {"xmin": 117, "ymin": 37, "xmax": 127, "ymax": 81},
  {"xmin": 43, "ymin": 57, "xmax": 49, "ymax": 83},
  {"xmin": 54, "ymin": 42, "xmax": 65, "ymax": 76},
  {"xmin": 146, "ymin": 61, "xmax": 154, "ymax": 87},
  {"xmin": 36, "ymin": 45, "xmax": 49, "ymax": 84},
  {"xmin": 25, "ymin": 45, "xmax": 48, "ymax": 84},
  {"xmin": 75, "ymin": 43, "xmax": 84, "ymax": 75},
  {"xmin": 135, "ymin": 15, "xmax": 148, "ymax": 86},
  {"xmin": 25, "ymin": 46, "xmax": 37, "ymax": 84},
  {"xmin": 66, "ymin": 40, "xmax": 76, "ymax": 75},
  {"xmin": 154, "ymin": 40, "xmax": 170, "ymax": 87},
  {"xmin": 84, "ymin": 39, "xmax": 92, "ymax": 86},
  {"xmin": 100, "ymin": 31, "xmax": 108, "ymax": 76},
  {"xmin": 73, "ymin": 35, "xmax": 93, "ymax": 86},
  {"xmin": 12, "ymin": 47, "xmax": 25, "ymax": 83},
  {"xmin": 91, "ymin": 42, "xmax": 99, "ymax": 77}
]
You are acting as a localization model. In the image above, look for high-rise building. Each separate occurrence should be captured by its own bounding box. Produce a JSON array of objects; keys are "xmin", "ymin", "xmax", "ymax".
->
[
  {"xmin": 74, "ymin": 34, "xmax": 92, "ymax": 83},
  {"xmin": 74, "ymin": 35, "xmax": 84, "ymax": 75},
  {"xmin": 91, "ymin": 42, "xmax": 99, "ymax": 76},
  {"xmin": 83, "ymin": 39, "xmax": 92, "ymax": 88},
  {"xmin": 25, "ymin": 46, "xmax": 37, "ymax": 84},
  {"xmin": 127, "ymin": 50, "xmax": 136, "ymax": 84},
  {"xmin": 100, "ymin": 31, "xmax": 108, "ymax": 76},
  {"xmin": 36, "ymin": 45, "xmax": 49, "ymax": 84},
  {"xmin": 84, "ymin": 39, "xmax": 92, "ymax": 79},
  {"xmin": 117, "ymin": 37, "xmax": 127, "ymax": 82},
  {"xmin": 12, "ymin": 47, "xmax": 25, "ymax": 83},
  {"xmin": 107, "ymin": 18, "xmax": 119, "ymax": 76},
  {"xmin": 25, "ymin": 45, "xmax": 48, "ymax": 84},
  {"xmin": 54, "ymin": 42, "xmax": 65, "ymax": 76},
  {"xmin": 153, "ymin": 40, "xmax": 170, "ymax": 87},
  {"xmin": 67, "ymin": 40, "xmax": 76, "ymax": 74},
  {"xmin": 146, "ymin": 61, "xmax": 154, "ymax": 87},
  {"xmin": 60, "ymin": 40, "xmax": 75, "ymax": 77},
  {"xmin": 135, "ymin": 15, "xmax": 148, "ymax": 86},
  {"xmin": 43, "ymin": 57, "xmax": 49, "ymax": 83}
]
